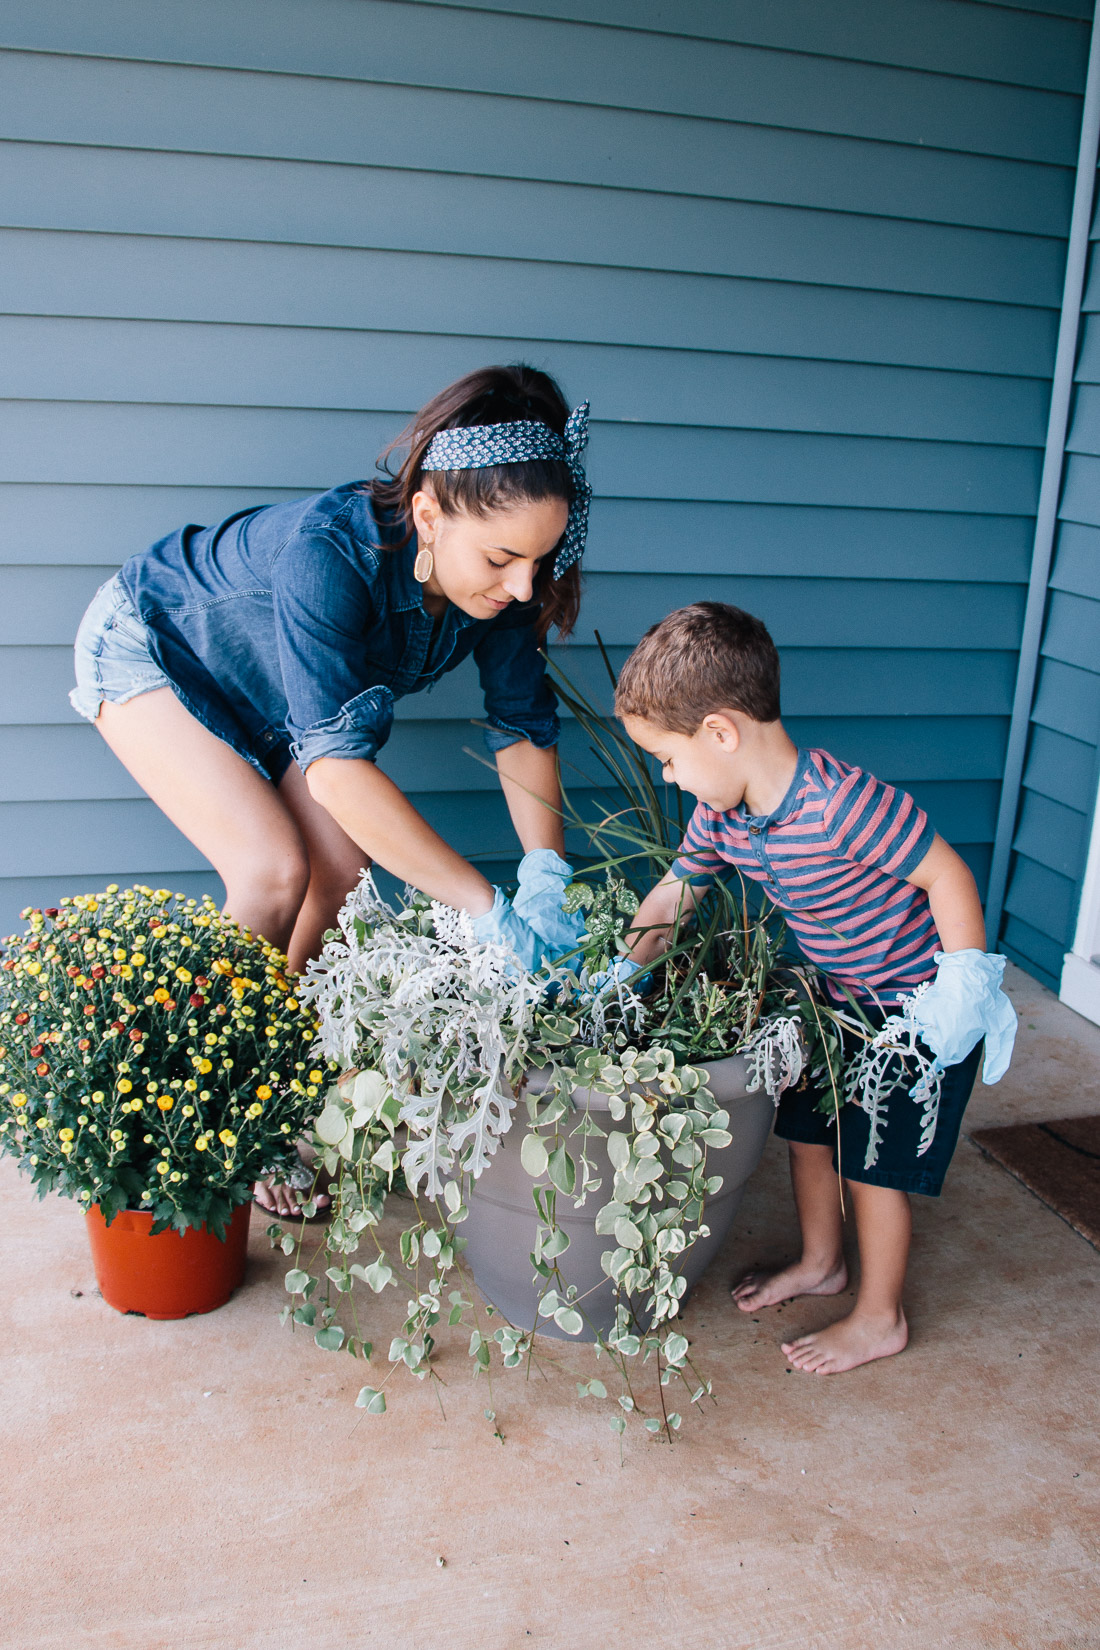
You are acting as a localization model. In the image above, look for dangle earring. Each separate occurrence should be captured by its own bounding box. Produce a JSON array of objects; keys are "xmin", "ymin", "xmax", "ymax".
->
[{"xmin": 413, "ymin": 543, "xmax": 434, "ymax": 584}]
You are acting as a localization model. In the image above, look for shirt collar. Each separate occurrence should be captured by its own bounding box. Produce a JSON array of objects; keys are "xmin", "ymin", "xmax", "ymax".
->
[{"xmin": 736, "ymin": 748, "xmax": 811, "ymax": 827}]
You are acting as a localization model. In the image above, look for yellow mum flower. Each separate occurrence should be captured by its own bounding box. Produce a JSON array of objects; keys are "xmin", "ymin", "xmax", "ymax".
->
[
  {"xmin": 60, "ymin": 1141, "xmax": 73, "ymax": 1155},
  {"xmin": 255, "ymin": 1084, "xmax": 272, "ymax": 1100},
  {"xmin": 218, "ymin": 1129, "xmax": 237, "ymax": 1148},
  {"xmin": 153, "ymin": 988, "xmax": 170, "ymax": 1004},
  {"xmin": 196, "ymin": 1058, "xmax": 212, "ymax": 1074},
  {"xmin": 117, "ymin": 1079, "xmax": 133, "ymax": 1094},
  {"xmin": 286, "ymin": 998, "xmax": 298, "ymax": 1011},
  {"xmin": 58, "ymin": 1127, "xmax": 75, "ymax": 1141},
  {"xmin": 204, "ymin": 1034, "xmax": 218, "ymax": 1047},
  {"xmin": 109, "ymin": 1128, "xmax": 124, "ymax": 1142},
  {"xmin": 176, "ymin": 968, "xmax": 192, "ymax": 983},
  {"xmin": 156, "ymin": 1162, "xmax": 169, "ymax": 1175},
  {"xmin": 113, "ymin": 948, "xmax": 126, "ymax": 962},
  {"xmin": 156, "ymin": 1095, "xmax": 174, "ymax": 1112},
  {"xmin": 246, "ymin": 1103, "xmax": 263, "ymax": 1119},
  {"xmin": 308, "ymin": 1070, "xmax": 323, "ymax": 1084},
  {"xmin": 195, "ymin": 1136, "xmax": 208, "ymax": 1152},
  {"xmin": 131, "ymin": 952, "xmax": 146, "ymax": 966},
  {"xmin": 129, "ymin": 1096, "xmax": 143, "ymax": 1110}
]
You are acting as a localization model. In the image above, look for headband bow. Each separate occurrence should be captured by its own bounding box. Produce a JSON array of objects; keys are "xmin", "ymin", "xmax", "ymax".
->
[{"xmin": 422, "ymin": 401, "xmax": 591, "ymax": 580}]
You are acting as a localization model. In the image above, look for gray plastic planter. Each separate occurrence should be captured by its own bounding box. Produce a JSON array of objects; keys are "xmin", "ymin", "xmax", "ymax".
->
[{"xmin": 458, "ymin": 1055, "xmax": 774, "ymax": 1342}]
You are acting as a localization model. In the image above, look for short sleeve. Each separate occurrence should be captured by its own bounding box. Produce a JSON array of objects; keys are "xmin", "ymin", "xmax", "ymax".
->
[
  {"xmin": 271, "ymin": 534, "xmax": 393, "ymax": 769},
  {"xmin": 823, "ymin": 768, "xmax": 935, "ymax": 880},
  {"xmin": 670, "ymin": 803, "xmax": 726, "ymax": 884},
  {"xmin": 473, "ymin": 608, "xmax": 560, "ymax": 753}
]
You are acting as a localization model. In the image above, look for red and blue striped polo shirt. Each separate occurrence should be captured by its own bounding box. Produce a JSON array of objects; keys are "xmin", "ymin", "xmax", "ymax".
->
[{"xmin": 671, "ymin": 748, "xmax": 940, "ymax": 1006}]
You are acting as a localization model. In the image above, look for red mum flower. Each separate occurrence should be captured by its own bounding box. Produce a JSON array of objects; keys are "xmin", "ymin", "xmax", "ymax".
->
[
  {"xmin": 66, "ymin": 965, "xmax": 80, "ymax": 977},
  {"xmin": 110, "ymin": 1020, "xmax": 125, "ymax": 1033},
  {"xmin": 44, "ymin": 908, "xmax": 58, "ymax": 918},
  {"xmin": 14, "ymin": 1012, "xmax": 29, "ymax": 1025},
  {"xmin": 128, "ymin": 1029, "xmax": 143, "ymax": 1043},
  {"xmin": 83, "ymin": 1005, "xmax": 96, "ymax": 1017},
  {"xmin": 35, "ymin": 1062, "xmax": 49, "ymax": 1076},
  {"xmin": 194, "ymin": 975, "xmax": 209, "ymax": 989},
  {"xmin": 77, "ymin": 1038, "xmax": 91, "ymax": 1051},
  {"xmin": 189, "ymin": 993, "xmax": 204, "ymax": 1008},
  {"xmin": 29, "ymin": 1043, "xmax": 43, "ymax": 1057},
  {"xmin": 91, "ymin": 966, "xmax": 106, "ymax": 979}
]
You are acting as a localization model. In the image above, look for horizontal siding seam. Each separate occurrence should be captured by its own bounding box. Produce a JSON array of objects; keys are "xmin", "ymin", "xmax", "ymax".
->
[
  {"xmin": 0, "ymin": 225, "xmax": 1069, "ymax": 312},
  {"xmin": 1, "ymin": 27, "xmax": 1086, "ymax": 102},
  {"xmin": 0, "ymin": 55, "xmax": 1082, "ymax": 173}
]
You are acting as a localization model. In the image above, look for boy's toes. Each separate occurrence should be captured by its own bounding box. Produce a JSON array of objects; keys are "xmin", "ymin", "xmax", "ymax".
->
[
  {"xmin": 731, "ymin": 1272, "xmax": 767, "ymax": 1309},
  {"xmin": 781, "ymin": 1335, "xmax": 821, "ymax": 1371}
]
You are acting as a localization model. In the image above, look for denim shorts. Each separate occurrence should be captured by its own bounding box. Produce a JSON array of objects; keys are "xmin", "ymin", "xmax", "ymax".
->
[
  {"xmin": 773, "ymin": 1019, "xmax": 982, "ymax": 1198},
  {"xmin": 70, "ymin": 574, "xmax": 172, "ymax": 723}
]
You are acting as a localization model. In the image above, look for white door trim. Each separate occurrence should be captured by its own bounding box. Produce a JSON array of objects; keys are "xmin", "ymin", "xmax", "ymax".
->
[{"xmin": 1060, "ymin": 762, "xmax": 1100, "ymax": 1025}]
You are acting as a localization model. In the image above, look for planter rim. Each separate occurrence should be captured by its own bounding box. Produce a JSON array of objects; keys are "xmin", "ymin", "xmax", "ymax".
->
[{"xmin": 521, "ymin": 1049, "xmax": 751, "ymax": 1115}]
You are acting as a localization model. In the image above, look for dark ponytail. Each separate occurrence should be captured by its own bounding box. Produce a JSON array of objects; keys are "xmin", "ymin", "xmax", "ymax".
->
[{"xmin": 370, "ymin": 364, "xmax": 582, "ymax": 640}]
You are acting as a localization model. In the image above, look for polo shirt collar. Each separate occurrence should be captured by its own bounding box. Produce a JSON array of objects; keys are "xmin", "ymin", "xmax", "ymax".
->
[{"xmin": 736, "ymin": 748, "xmax": 811, "ymax": 828}]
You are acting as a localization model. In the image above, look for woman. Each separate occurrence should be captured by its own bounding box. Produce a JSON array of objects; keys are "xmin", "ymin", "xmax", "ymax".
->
[{"xmin": 70, "ymin": 364, "xmax": 589, "ymax": 1215}]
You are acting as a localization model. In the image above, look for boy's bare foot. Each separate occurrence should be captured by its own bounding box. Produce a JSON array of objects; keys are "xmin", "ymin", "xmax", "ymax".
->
[
  {"xmin": 782, "ymin": 1309, "xmax": 908, "ymax": 1374},
  {"xmin": 732, "ymin": 1258, "xmax": 848, "ymax": 1312}
]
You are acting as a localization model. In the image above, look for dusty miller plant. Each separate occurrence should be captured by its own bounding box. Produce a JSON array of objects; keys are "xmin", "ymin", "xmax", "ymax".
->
[{"xmin": 275, "ymin": 874, "xmax": 744, "ymax": 1439}]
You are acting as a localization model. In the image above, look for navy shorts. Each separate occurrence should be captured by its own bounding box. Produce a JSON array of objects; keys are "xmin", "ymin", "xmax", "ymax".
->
[{"xmin": 774, "ymin": 1022, "xmax": 981, "ymax": 1198}]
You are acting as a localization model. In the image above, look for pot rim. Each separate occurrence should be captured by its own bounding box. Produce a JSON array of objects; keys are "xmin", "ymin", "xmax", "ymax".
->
[{"xmin": 521, "ymin": 1049, "xmax": 751, "ymax": 1115}]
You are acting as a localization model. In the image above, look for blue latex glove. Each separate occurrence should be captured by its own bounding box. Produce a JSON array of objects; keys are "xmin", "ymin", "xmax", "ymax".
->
[
  {"xmin": 909, "ymin": 949, "xmax": 1018, "ymax": 1085},
  {"xmin": 470, "ymin": 887, "xmax": 545, "ymax": 975},
  {"xmin": 513, "ymin": 848, "xmax": 586, "ymax": 960},
  {"xmin": 588, "ymin": 956, "xmax": 655, "ymax": 998}
]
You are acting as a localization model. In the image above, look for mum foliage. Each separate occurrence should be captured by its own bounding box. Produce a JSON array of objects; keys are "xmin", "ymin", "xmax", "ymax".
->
[{"xmin": 0, "ymin": 887, "xmax": 332, "ymax": 1235}]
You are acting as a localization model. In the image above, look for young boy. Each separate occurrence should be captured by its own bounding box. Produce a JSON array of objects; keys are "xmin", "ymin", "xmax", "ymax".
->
[{"xmin": 615, "ymin": 602, "xmax": 1016, "ymax": 1375}]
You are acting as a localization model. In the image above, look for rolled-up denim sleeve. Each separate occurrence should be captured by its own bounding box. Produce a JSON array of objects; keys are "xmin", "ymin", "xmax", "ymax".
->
[
  {"xmin": 272, "ymin": 534, "xmax": 394, "ymax": 770},
  {"xmin": 473, "ymin": 608, "xmax": 560, "ymax": 753}
]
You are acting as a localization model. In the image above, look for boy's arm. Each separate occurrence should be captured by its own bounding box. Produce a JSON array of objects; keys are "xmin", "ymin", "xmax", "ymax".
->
[
  {"xmin": 905, "ymin": 833, "xmax": 986, "ymax": 952},
  {"xmin": 622, "ymin": 870, "xmax": 705, "ymax": 967}
]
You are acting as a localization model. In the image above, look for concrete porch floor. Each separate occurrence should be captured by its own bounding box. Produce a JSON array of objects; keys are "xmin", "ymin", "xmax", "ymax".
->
[{"xmin": 2, "ymin": 963, "xmax": 1098, "ymax": 1650}]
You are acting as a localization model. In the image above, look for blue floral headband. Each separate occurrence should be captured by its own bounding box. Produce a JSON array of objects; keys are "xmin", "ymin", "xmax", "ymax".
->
[{"xmin": 422, "ymin": 401, "xmax": 591, "ymax": 580}]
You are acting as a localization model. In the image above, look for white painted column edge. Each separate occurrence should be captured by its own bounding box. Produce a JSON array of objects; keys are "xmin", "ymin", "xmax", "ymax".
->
[{"xmin": 1060, "ymin": 763, "xmax": 1100, "ymax": 1025}]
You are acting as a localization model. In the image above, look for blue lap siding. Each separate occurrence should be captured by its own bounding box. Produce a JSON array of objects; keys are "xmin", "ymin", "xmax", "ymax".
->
[{"xmin": 0, "ymin": 0, "xmax": 1093, "ymax": 947}]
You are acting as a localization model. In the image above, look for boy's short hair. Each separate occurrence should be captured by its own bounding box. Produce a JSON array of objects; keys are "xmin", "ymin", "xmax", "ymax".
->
[{"xmin": 614, "ymin": 602, "xmax": 781, "ymax": 732}]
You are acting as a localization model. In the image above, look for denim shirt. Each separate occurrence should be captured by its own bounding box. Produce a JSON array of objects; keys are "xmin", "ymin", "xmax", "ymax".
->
[{"xmin": 119, "ymin": 483, "xmax": 560, "ymax": 783}]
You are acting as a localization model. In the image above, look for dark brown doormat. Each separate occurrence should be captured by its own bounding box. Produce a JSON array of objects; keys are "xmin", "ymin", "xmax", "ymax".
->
[{"xmin": 969, "ymin": 1115, "xmax": 1100, "ymax": 1250}]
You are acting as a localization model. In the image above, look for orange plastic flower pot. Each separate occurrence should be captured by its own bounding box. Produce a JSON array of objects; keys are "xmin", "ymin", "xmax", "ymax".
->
[{"xmin": 85, "ymin": 1201, "xmax": 251, "ymax": 1319}]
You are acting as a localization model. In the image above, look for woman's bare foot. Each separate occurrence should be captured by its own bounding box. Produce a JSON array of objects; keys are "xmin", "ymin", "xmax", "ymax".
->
[
  {"xmin": 253, "ymin": 1175, "xmax": 331, "ymax": 1221},
  {"xmin": 254, "ymin": 1143, "xmax": 332, "ymax": 1221},
  {"xmin": 732, "ymin": 1257, "xmax": 848, "ymax": 1312},
  {"xmin": 782, "ymin": 1309, "xmax": 908, "ymax": 1374}
]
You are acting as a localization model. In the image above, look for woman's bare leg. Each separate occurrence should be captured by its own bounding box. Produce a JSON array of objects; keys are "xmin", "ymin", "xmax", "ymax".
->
[
  {"xmin": 276, "ymin": 761, "xmax": 369, "ymax": 974},
  {"xmin": 96, "ymin": 690, "xmax": 320, "ymax": 1216},
  {"xmin": 96, "ymin": 690, "xmax": 311, "ymax": 948}
]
